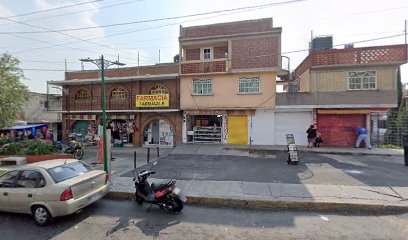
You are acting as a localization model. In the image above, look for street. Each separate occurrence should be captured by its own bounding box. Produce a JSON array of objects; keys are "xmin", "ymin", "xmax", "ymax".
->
[{"xmin": 0, "ymin": 199, "xmax": 407, "ymax": 240}]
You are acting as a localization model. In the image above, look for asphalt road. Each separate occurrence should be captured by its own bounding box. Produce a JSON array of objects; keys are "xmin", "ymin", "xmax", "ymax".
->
[
  {"xmin": 1, "ymin": 199, "xmax": 407, "ymax": 240},
  {"xmin": 123, "ymin": 152, "xmax": 407, "ymax": 187}
]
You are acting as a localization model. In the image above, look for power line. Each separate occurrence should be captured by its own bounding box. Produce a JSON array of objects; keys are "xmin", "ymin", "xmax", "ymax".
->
[
  {"xmin": 19, "ymin": 33, "xmax": 406, "ymax": 73},
  {"xmin": 8, "ymin": 1, "xmax": 294, "ymax": 63},
  {"xmin": 282, "ymin": 33, "xmax": 405, "ymax": 54},
  {"xmin": 3, "ymin": 0, "xmax": 103, "ymax": 19},
  {"xmin": 0, "ymin": 0, "xmax": 307, "ymax": 34},
  {"xmin": 0, "ymin": 0, "xmax": 147, "ymax": 28}
]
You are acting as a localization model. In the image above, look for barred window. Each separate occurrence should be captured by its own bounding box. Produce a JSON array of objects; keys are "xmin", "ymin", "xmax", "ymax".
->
[
  {"xmin": 203, "ymin": 48, "xmax": 211, "ymax": 60},
  {"xmin": 111, "ymin": 88, "xmax": 127, "ymax": 100},
  {"xmin": 75, "ymin": 89, "xmax": 90, "ymax": 101},
  {"xmin": 239, "ymin": 77, "xmax": 260, "ymax": 94},
  {"xmin": 193, "ymin": 79, "xmax": 212, "ymax": 95},
  {"xmin": 150, "ymin": 85, "xmax": 168, "ymax": 95},
  {"xmin": 348, "ymin": 71, "xmax": 376, "ymax": 90}
]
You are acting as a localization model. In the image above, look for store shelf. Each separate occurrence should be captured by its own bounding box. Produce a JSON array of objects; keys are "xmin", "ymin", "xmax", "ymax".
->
[{"xmin": 193, "ymin": 126, "xmax": 222, "ymax": 143}]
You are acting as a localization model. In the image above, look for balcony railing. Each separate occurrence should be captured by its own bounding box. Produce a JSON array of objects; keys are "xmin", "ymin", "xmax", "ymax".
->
[
  {"xmin": 181, "ymin": 60, "xmax": 227, "ymax": 74},
  {"xmin": 293, "ymin": 44, "xmax": 408, "ymax": 78},
  {"xmin": 48, "ymin": 95, "xmax": 179, "ymax": 112}
]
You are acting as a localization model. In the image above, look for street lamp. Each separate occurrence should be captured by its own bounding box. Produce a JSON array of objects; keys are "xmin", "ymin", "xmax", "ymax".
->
[{"xmin": 79, "ymin": 55, "xmax": 125, "ymax": 173}]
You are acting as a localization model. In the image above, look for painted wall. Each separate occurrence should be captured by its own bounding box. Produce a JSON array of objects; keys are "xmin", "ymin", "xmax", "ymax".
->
[
  {"xmin": 274, "ymin": 110, "xmax": 313, "ymax": 146},
  {"xmin": 307, "ymin": 66, "xmax": 397, "ymax": 92},
  {"xmin": 251, "ymin": 110, "xmax": 274, "ymax": 145},
  {"xmin": 180, "ymin": 72, "xmax": 276, "ymax": 110}
]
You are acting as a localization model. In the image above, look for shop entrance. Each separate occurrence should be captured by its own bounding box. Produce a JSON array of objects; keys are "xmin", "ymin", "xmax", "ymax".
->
[
  {"xmin": 144, "ymin": 119, "xmax": 174, "ymax": 146},
  {"xmin": 186, "ymin": 115, "xmax": 223, "ymax": 143},
  {"xmin": 108, "ymin": 119, "xmax": 133, "ymax": 145},
  {"xmin": 73, "ymin": 120, "xmax": 90, "ymax": 140}
]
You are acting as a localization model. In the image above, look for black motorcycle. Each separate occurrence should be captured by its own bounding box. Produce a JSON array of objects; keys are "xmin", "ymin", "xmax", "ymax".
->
[
  {"xmin": 55, "ymin": 140, "xmax": 84, "ymax": 160},
  {"xmin": 133, "ymin": 162, "xmax": 187, "ymax": 212}
]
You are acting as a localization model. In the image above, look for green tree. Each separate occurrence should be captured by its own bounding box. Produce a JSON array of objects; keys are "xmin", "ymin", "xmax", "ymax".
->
[{"xmin": 0, "ymin": 53, "xmax": 28, "ymax": 129}]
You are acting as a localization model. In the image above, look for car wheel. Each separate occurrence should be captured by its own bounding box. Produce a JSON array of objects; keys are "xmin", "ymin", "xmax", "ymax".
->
[{"xmin": 32, "ymin": 206, "xmax": 52, "ymax": 227}]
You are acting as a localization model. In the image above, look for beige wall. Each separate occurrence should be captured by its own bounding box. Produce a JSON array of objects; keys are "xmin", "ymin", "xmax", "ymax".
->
[
  {"xmin": 298, "ymin": 70, "xmax": 310, "ymax": 92},
  {"xmin": 180, "ymin": 72, "xmax": 276, "ymax": 110},
  {"xmin": 305, "ymin": 66, "xmax": 397, "ymax": 92}
]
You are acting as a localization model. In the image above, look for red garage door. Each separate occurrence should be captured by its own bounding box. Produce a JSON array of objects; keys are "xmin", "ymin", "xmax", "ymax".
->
[{"xmin": 318, "ymin": 114, "xmax": 366, "ymax": 147}]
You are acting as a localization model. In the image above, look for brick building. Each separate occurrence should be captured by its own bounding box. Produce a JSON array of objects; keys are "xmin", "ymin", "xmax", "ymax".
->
[
  {"xmin": 48, "ymin": 63, "xmax": 182, "ymax": 147},
  {"xmin": 276, "ymin": 44, "xmax": 408, "ymax": 146},
  {"xmin": 179, "ymin": 18, "xmax": 286, "ymax": 144}
]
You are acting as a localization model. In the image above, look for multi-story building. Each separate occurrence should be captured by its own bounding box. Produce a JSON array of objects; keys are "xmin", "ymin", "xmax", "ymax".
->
[
  {"xmin": 179, "ymin": 18, "xmax": 286, "ymax": 145},
  {"xmin": 277, "ymin": 44, "xmax": 407, "ymax": 146},
  {"xmin": 47, "ymin": 63, "xmax": 182, "ymax": 146}
]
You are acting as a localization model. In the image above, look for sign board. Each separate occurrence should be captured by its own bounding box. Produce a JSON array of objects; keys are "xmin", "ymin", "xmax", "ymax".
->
[
  {"xmin": 285, "ymin": 134, "xmax": 299, "ymax": 165},
  {"xmin": 136, "ymin": 94, "xmax": 169, "ymax": 108}
]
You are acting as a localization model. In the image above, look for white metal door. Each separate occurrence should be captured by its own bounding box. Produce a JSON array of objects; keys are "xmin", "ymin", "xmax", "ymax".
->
[{"xmin": 274, "ymin": 111, "xmax": 313, "ymax": 146}]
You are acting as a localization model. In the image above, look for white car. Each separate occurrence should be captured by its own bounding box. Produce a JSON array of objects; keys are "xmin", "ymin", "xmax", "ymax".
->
[{"xmin": 0, "ymin": 159, "xmax": 110, "ymax": 226}]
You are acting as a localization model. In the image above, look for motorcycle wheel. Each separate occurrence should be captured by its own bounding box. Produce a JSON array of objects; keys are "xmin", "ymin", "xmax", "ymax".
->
[
  {"xmin": 170, "ymin": 196, "xmax": 184, "ymax": 213},
  {"xmin": 74, "ymin": 149, "xmax": 84, "ymax": 160},
  {"xmin": 135, "ymin": 192, "xmax": 144, "ymax": 205}
]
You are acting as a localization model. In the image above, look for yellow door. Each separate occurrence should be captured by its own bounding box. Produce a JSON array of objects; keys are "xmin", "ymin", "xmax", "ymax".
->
[{"xmin": 228, "ymin": 116, "xmax": 248, "ymax": 144}]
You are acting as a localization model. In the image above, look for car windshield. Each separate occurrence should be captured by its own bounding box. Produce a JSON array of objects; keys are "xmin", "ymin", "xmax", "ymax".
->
[{"xmin": 47, "ymin": 161, "xmax": 92, "ymax": 183}]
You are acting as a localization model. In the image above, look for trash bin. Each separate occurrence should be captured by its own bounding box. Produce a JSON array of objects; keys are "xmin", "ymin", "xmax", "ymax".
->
[{"xmin": 403, "ymin": 135, "xmax": 408, "ymax": 166}]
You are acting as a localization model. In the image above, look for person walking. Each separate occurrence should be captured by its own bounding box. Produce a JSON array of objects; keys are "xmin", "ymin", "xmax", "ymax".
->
[
  {"xmin": 355, "ymin": 126, "xmax": 372, "ymax": 149},
  {"xmin": 306, "ymin": 125, "xmax": 317, "ymax": 148}
]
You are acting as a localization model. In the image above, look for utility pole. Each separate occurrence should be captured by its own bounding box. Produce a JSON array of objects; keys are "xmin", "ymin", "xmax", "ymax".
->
[
  {"xmin": 79, "ymin": 56, "xmax": 125, "ymax": 173},
  {"xmin": 137, "ymin": 51, "xmax": 140, "ymax": 75},
  {"xmin": 405, "ymin": 19, "xmax": 407, "ymax": 45},
  {"xmin": 159, "ymin": 49, "xmax": 161, "ymax": 64}
]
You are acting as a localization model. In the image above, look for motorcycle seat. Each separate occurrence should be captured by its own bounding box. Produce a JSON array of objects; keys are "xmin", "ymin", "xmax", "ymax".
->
[{"xmin": 151, "ymin": 179, "xmax": 175, "ymax": 191}]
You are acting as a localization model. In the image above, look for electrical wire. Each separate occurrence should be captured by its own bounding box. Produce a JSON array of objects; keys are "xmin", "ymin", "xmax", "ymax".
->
[
  {"xmin": 0, "ymin": 0, "xmax": 307, "ymax": 34},
  {"xmin": 0, "ymin": 0, "xmax": 148, "ymax": 28},
  {"xmin": 3, "ymin": 0, "xmax": 103, "ymax": 19}
]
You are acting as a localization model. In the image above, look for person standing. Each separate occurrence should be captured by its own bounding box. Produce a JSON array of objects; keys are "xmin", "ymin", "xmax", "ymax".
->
[
  {"xmin": 355, "ymin": 126, "xmax": 372, "ymax": 149},
  {"xmin": 306, "ymin": 125, "xmax": 317, "ymax": 148}
]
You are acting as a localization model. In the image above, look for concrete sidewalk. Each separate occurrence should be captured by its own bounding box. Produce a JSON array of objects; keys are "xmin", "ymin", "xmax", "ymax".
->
[{"xmin": 107, "ymin": 175, "xmax": 408, "ymax": 213}]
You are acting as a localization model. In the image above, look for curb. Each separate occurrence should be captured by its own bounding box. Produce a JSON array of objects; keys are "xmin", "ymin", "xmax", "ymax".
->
[
  {"xmin": 224, "ymin": 148, "xmax": 402, "ymax": 157},
  {"xmin": 105, "ymin": 191, "xmax": 408, "ymax": 214}
]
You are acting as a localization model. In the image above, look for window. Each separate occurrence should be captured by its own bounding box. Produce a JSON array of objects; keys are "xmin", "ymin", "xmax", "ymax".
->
[
  {"xmin": 75, "ymin": 89, "xmax": 90, "ymax": 101},
  {"xmin": 150, "ymin": 85, "xmax": 168, "ymax": 95},
  {"xmin": 15, "ymin": 170, "xmax": 45, "ymax": 188},
  {"xmin": 193, "ymin": 79, "xmax": 212, "ymax": 95},
  {"xmin": 111, "ymin": 88, "xmax": 127, "ymax": 100},
  {"xmin": 348, "ymin": 71, "xmax": 376, "ymax": 90},
  {"xmin": 0, "ymin": 171, "xmax": 19, "ymax": 188},
  {"xmin": 47, "ymin": 161, "xmax": 91, "ymax": 183},
  {"xmin": 239, "ymin": 76, "xmax": 260, "ymax": 94},
  {"xmin": 203, "ymin": 48, "xmax": 211, "ymax": 60}
]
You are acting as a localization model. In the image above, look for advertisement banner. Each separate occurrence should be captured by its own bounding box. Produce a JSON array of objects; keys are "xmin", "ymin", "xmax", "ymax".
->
[{"xmin": 136, "ymin": 94, "xmax": 169, "ymax": 108}]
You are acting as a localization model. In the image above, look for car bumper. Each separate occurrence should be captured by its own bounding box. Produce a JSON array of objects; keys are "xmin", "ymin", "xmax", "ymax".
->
[{"xmin": 46, "ymin": 184, "xmax": 110, "ymax": 217}]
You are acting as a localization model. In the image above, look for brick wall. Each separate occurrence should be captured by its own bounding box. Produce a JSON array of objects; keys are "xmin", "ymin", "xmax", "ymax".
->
[
  {"xmin": 180, "ymin": 18, "xmax": 275, "ymax": 39},
  {"xmin": 214, "ymin": 46, "xmax": 228, "ymax": 59},
  {"xmin": 64, "ymin": 79, "xmax": 180, "ymax": 111},
  {"xmin": 181, "ymin": 61, "xmax": 226, "ymax": 74},
  {"xmin": 65, "ymin": 64, "xmax": 179, "ymax": 80},
  {"xmin": 185, "ymin": 48, "xmax": 200, "ymax": 61},
  {"xmin": 231, "ymin": 36, "xmax": 279, "ymax": 69}
]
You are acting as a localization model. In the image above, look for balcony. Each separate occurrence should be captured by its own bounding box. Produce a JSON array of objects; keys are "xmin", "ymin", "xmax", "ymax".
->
[
  {"xmin": 47, "ymin": 95, "xmax": 179, "ymax": 112},
  {"xmin": 181, "ymin": 59, "xmax": 227, "ymax": 75},
  {"xmin": 293, "ymin": 44, "xmax": 408, "ymax": 78}
]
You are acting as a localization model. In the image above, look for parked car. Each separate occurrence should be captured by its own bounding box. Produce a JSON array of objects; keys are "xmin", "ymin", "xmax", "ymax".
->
[{"xmin": 0, "ymin": 159, "xmax": 110, "ymax": 226}]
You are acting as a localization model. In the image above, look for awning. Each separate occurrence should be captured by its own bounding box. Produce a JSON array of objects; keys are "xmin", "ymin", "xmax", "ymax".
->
[
  {"xmin": 317, "ymin": 109, "xmax": 371, "ymax": 114},
  {"xmin": 2, "ymin": 124, "xmax": 48, "ymax": 131}
]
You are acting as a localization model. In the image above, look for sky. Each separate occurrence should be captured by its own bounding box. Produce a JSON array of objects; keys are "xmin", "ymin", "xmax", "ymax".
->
[{"xmin": 0, "ymin": 0, "xmax": 407, "ymax": 93}]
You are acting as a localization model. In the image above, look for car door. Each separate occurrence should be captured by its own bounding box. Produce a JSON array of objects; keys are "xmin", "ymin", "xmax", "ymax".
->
[
  {"xmin": 8, "ymin": 170, "xmax": 43, "ymax": 214},
  {"xmin": 0, "ymin": 170, "xmax": 20, "ymax": 212}
]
